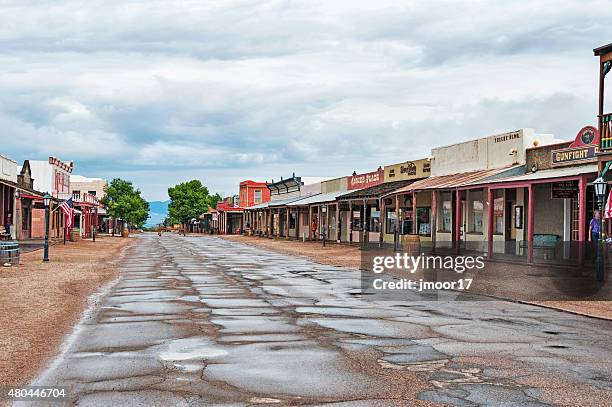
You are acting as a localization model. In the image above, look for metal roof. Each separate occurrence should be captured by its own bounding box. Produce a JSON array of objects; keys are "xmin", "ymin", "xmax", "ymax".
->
[
  {"xmin": 467, "ymin": 164, "xmax": 598, "ymax": 185},
  {"xmin": 245, "ymin": 201, "xmax": 270, "ymax": 210},
  {"xmin": 384, "ymin": 165, "xmax": 522, "ymax": 196},
  {"xmin": 286, "ymin": 191, "xmax": 347, "ymax": 206},
  {"xmin": 266, "ymin": 195, "xmax": 306, "ymax": 207}
]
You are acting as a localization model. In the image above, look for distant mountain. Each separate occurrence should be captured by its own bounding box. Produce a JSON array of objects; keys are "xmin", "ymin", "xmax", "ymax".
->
[{"xmin": 147, "ymin": 200, "xmax": 170, "ymax": 227}]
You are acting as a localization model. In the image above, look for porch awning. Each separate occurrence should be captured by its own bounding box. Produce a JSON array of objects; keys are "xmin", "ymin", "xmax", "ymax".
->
[
  {"xmin": 245, "ymin": 202, "xmax": 270, "ymax": 210},
  {"xmin": 287, "ymin": 191, "xmax": 347, "ymax": 206},
  {"xmin": 338, "ymin": 179, "xmax": 418, "ymax": 200},
  {"xmin": 384, "ymin": 165, "xmax": 523, "ymax": 196},
  {"xmin": 267, "ymin": 196, "xmax": 306, "ymax": 207},
  {"xmin": 465, "ymin": 163, "xmax": 598, "ymax": 186}
]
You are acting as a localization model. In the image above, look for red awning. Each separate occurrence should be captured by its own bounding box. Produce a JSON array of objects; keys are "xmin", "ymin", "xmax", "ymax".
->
[{"xmin": 19, "ymin": 193, "xmax": 42, "ymax": 200}]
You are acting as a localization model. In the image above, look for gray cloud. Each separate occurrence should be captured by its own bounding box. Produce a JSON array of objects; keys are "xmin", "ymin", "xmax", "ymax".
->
[{"xmin": 0, "ymin": 0, "xmax": 609, "ymax": 199}]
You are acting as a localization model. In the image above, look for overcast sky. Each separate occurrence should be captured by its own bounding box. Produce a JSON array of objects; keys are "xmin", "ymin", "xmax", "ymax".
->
[{"xmin": 1, "ymin": 1, "xmax": 610, "ymax": 200}]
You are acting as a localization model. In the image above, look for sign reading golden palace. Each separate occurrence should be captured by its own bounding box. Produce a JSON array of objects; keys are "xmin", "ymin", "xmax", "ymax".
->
[
  {"xmin": 348, "ymin": 168, "xmax": 384, "ymax": 190},
  {"xmin": 551, "ymin": 126, "xmax": 599, "ymax": 167}
]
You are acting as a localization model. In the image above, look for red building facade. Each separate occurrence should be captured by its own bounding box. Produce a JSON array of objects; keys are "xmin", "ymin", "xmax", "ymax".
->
[{"xmin": 239, "ymin": 180, "xmax": 270, "ymax": 208}]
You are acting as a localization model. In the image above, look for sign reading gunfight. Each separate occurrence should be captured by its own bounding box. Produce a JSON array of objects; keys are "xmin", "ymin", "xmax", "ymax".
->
[
  {"xmin": 551, "ymin": 125, "xmax": 599, "ymax": 167},
  {"xmin": 551, "ymin": 146, "xmax": 596, "ymax": 166}
]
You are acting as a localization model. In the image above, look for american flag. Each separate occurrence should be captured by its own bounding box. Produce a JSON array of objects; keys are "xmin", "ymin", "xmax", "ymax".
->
[
  {"xmin": 59, "ymin": 198, "xmax": 74, "ymax": 228},
  {"xmin": 605, "ymin": 189, "xmax": 612, "ymax": 219}
]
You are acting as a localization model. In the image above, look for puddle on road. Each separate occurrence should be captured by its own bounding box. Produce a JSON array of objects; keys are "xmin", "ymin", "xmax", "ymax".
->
[
  {"xmin": 304, "ymin": 317, "xmax": 431, "ymax": 339},
  {"xmin": 204, "ymin": 340, "xmax": 376, "ymax": 398},
  {"xmin": 154, "ymin": 337, "xmax": 229, "ymax": 361}
]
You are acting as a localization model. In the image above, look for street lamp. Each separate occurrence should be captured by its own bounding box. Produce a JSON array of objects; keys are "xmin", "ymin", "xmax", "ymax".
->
[
  {"xmin": 43, "ymin": 193, "xmax": 51, "ymax": 262},
  {"xmin": 593, "ymin": 176, "xmax": 607, "ymax": 282}
]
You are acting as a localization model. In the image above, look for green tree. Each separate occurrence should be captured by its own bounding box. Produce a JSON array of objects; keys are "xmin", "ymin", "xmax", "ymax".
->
[
  {"xmin": 167, "ymin": 180, "xmax": 214, "ymax": 227},
  {"xmin": 102, "ymin": 178, "xmax": 150, "ymax": 231},
  {"xmin": 209, "ymin": 192, "xmax": 222, "ymax": 209}
]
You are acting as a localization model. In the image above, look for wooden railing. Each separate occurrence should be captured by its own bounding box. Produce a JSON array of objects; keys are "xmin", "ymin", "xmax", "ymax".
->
[{"xmin": 601, "ymin": 113, "xmax": 612, "ymax": 149}]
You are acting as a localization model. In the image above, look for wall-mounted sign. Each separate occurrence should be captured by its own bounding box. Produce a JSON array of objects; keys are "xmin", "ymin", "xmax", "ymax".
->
[
  {"xmin": 569, "ymin": 125, "xmax": 599, "ymax": 148},
  {"xmin": 348, "ymin": 168, "xmax": 383, "ymax": 190},
  {"xmin": 383, "ymin": 159, "xmax": 430, "ymax": 183},
  {"xmin": 551, "ymin": 146, "xmax": 596, "ymax": 166},
  {"xmin": 493, "ymin": 131, "xmax": 521, "ymax": 143},
  {"xmin": 551, "ymin": 181, "xmax": 578, "ymax": 199}
]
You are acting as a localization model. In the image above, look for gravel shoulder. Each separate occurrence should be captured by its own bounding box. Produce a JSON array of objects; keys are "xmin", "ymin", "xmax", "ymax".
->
[
  {"xmin": 0, "ymin": 236, "xmax": 133, "ymax": 387},
  {"xmin": 220, "ymin": 235, "xmax": 611, "ymax": 320}
]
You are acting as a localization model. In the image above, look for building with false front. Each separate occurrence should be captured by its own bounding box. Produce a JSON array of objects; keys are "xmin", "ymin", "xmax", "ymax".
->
[
  {"xmin": 70, "ymin": 175, "xmax": 105, "ymax": 238},
  {"xmin": 216, "ymin": 196, "xmax": 244, "ymax": 234},
  {"xmin": 0, "ymin": 154, "xmax": 19, "ymax": 240},
  {"xmin": 239, "ymin": 180, "xmax": 270, "ymax": 235},
  {"xmin": 29, "ymin": 156, "xmax": 74, "ymax": 239},
  {"xmin": 382, "ymin": 127, "xmax": 604, "ymax": 265},
  {"xmin": 15, "ymin": 160, "xmax": 44, "ymax": 240}
]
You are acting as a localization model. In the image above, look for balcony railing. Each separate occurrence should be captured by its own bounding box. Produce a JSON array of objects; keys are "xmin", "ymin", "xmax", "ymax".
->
[{"xmin": 601, "ymin": 113, "xmax": 612, "ymax": 149}]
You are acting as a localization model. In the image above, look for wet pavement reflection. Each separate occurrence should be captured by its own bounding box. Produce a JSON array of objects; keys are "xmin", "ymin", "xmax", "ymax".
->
[{"xmin": 27, "ymin": 234, "xmax": 612, "ymax": 406}]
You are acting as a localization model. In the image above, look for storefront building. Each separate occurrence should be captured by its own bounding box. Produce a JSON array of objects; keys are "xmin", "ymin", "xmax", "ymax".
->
[
  {"xmin": 245, "ymin": 175, "xmax": 304, "ymax": 238},
  {"xmin": 15, "ymin": 160, "xmax": 44, "ymax": 240},
  {"xmin": 239, "ymin": 180, "xmax": 270, "ymax": 236},
  {"xmin": 380, "ymin": 159, "xmax": 431, "ymax": 244},
  {"xmin": 459, "ymin": 127, "xmax": 598, "ymax": 264},
  {"xmin": 30, "ymin": 156, "xmax": 74, "ymax": 239},
  {"xmin": 71, "ymin": 175, "xmax": 107, "ymax": 234},
  {"xmin": 239, "ymin": 180, "xmax": 270, "ymax": 208},
  {"xmin": 217, "ymin": 197, "xmax": 244, "ymax": 234},
  {"xmin": 384, "ymin": 129, "xmax": 559, "ymax": 245},
  {"xmin": 0, "ymin": 154, "xmax": 18, "ymax": 240}
]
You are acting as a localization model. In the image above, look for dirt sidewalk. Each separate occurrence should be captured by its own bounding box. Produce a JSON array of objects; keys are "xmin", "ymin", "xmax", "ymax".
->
[
  {"xmin": 0, "ymin": 236, "xmax": 133, "ymax": 387},
  {"xmin": 220, "ymin": 235, "xmax": 611, "ymax": 320}
]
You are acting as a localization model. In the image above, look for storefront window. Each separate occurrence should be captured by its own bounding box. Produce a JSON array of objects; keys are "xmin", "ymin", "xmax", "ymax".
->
[
  {"xmin": 351, "ymin": 209, "xmax": 361, "ymax": 230},
  {"xmin": 370, "ymin": 208, "xmax": 381, "ymax": 233},
  {"xmin": 401, "ymin": 210, "xmax": 412, "ymax": 235},
  {"xmin": 471, "ymin": 191, "xmax": 483, "ymax": 233},
  {"xmin": 494, "ymin": 190, "xmax": 504, "ymax": 234},
  {"xmin": 385, "ymin": 208, "xmax": 397, "ymax": 233},
  {"xmin": 441, "ymin": 192, "xmax": 452, "ymax": 232},
  {"xmin": 289, "ymin": 212, "xmax": 296, "ymax": 229},
  {"xmin": 417, "ymin": 207, "xmax": 431, "ymax": 236}
]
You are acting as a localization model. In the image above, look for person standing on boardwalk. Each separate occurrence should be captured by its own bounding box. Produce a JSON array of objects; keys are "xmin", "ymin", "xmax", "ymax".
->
[{"xmin": 589, "ymin": 210, "xmax": 601, "ymax": 242}]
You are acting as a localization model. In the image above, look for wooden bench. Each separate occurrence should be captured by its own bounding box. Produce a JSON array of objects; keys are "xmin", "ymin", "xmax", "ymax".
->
[{"xmin": 520, "ymin": 234, "xmax": 560, "ymax": 259}]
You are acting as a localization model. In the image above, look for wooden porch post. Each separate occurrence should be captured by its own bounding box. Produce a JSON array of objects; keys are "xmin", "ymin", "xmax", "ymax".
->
[
  {"xmin": 455, "ymin": 189, "xmax": 461, "ymax": 252},
  {"xmin": 432, "ymin": 190, "xmax": 437, "ymax": 250},
  {"xmin": 379, "ymin": 197, "xmax": 384, "ymax": 248},
  {"xmin": 394, "ymin": 194, "xmax": 400, "ymax": 248},
  {"xmin": 336, "ymin": 203, "xmax": 341, "ymax": 242},
  {"xmin": 295, "ymin": 208, "xmax": 300, "ymax": 241},
  {"xmin": 317, "ymin": 205, "xmax": 321, "ymax": 240},
  {"xmin": 487, "ymin": 187, "xmax": 494, "ymax": 258},
  {"xmin": 362, "ymin": 198, "xmax": 367, "ymax": 244},
  {"xmin": 285, "ymin": 207, "xmax": 290, "ymax": 238},
  {"xmin": 349, "ymin": 200, "xmax": 354, "ymax": 244},
  {"xmin": 412, "ymin": 192, "xmax": 417, "ymax": 234},
  {"xmin": 308, "ymin": 205, "xmax": 313, "ymax": 240},
  {"xmin": 527, "ymin": 184, "xmax": 534, "ymax": 263},
  {"xmin": 578, "ymin": 176, "xmax": 587, "ymax": 265},
  {"xmin": 326, "ymin": 204, "xmax": 330, "ymax": 242}
]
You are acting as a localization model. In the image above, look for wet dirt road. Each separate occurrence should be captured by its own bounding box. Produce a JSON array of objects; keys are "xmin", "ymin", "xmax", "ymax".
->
[{"xmin": 28, "ymin": 234, "xmax": 611, "ymax": 406}]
